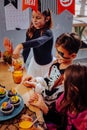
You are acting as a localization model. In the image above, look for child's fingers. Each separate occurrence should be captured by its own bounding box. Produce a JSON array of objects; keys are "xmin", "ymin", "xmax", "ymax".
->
[
  {"xmin": 29, "ymin": 93, "xmax": 38, "ymax": 103},
  {"xmin": 22, "ymin": 81, "xmax": 30, "ymax": 87},
  {"xmin": 29, "ymin": 96, "xmax": 37, "ymax": 103},
  {"xmin": 27, "ymin": 76, "xmax": 33, "ymax": 81},
  {"xmin": 12, "ymin": 53, "xmax": 20, "ymax": 59},
  {"xmin": 23, "ymin": 81, "xmax": 36, "ymax": 88},
  {"xmin": 22, "ymin": 76, "xmax": 32, "ymax": 83}
]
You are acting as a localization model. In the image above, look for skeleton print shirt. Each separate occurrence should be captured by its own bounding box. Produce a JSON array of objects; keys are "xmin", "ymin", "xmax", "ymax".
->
[{"xmin": 41, "ymin": 62, "xmax": 65, "ymax": 107}]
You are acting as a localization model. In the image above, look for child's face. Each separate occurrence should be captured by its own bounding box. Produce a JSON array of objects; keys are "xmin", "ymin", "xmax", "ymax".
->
[
  {"xmin": 56, "ymin": 46, "xmax": 75, "ymax": 64},
  {"xmin": 31, "ymin": 10, "xmax": 46, "ymax": 29}
]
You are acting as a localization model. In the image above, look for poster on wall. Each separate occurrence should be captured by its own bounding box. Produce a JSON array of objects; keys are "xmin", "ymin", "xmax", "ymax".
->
[{"xmin": 4, "ymin": 0, "xmax": 30, "ymax": 30}]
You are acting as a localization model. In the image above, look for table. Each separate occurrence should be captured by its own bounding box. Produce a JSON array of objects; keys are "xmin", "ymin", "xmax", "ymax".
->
[
  {"xmin": 73, "ymin": 16, "xmax": 87, "ymax": 39},
  {"xmin": 0, "ymin": 61, "xmax": 47, "ymax": 130},
  {"xmin": 0, "ymin": 62, "xmax": 17, "ymax": 89}
]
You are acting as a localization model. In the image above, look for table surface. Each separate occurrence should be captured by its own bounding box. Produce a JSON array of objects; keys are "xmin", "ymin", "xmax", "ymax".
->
[
  {"xmin": 0, "ymin": 61, "xmax": 17, "ymax": 89},
  {"xmin": 0, "ymin": 61, "xmax": 47, "ymax": 130},
  {"xmin": 73, "ymin": 16, "xmax": 87, "ymax": 27}
]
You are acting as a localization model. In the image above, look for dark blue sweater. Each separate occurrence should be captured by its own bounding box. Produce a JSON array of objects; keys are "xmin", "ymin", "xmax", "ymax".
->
[{"xmin": 22, "ymin": 29, "xmax": 54, "ymax": 65}]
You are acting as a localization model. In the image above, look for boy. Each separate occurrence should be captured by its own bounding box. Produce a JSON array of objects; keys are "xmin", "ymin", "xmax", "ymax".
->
[{"xmin": 22, "ymin": 32, "xmax": 82, "ymax": 107}]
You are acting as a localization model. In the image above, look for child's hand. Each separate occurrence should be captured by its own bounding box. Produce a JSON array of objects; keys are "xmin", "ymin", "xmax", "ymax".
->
[
  {"xmin": 29, "ymin": 93, "xmax": 48, "ymax": 114},
  {"xmin": 21, "ymin": 114, "xmax": 33, "ymax": 121},
  {"xmin": 23, "ymin": 81, "xmax": 36, "ymax": 88},
  {"xmin": 12, "ymin": 50, "xmax": 20, "ymax": 59},
  {"xmin": 13, "ymin": 44, "xmax": 23, "ymax": 59},
  {"xmin": 22, "ymin": 75, "xmax": 33, "ymax": 82},
  {"xmin": 29, "ymin": 93, "xmax": 43, "ymax": 108},
  {"xmin": 3, "ymin": 37, "xmax": 13, "ymax": 53},
  {"xmin": 22, "ymin": 75, "xmax": 37, "ymax": 88}
]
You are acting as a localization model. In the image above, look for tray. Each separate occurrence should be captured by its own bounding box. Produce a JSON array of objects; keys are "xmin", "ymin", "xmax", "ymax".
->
[{"xmin": 0, "ymin": 95, "xmax": 24, "ymax": 121}]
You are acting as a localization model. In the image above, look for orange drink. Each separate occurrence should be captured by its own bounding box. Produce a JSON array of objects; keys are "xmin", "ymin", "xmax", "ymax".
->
[
  {"xmin": 12, "ymin": 55, "xmax": 24, "ymax": 70},
  {"xmin": 12, "ymin": 70, "xmax": 23, "ymax": 84}
]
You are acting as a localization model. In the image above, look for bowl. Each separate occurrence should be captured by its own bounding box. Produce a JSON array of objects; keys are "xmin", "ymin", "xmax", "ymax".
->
[
  {"xmin": 10, "ymin": 96, "xmax": 21, "ymax": 107},
  {"xmin": 0, "ymin": 102, "xmax": 14, "ymax": 115},
  {"xmin": 19, "ymin": 120, "xmax": 33, "ymax": 129}
]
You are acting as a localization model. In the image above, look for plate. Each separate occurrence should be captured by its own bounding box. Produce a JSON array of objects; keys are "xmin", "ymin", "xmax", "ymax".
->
[{"xmin": 0, "ymin": 95, "xmax": 24, "ymax": 121}]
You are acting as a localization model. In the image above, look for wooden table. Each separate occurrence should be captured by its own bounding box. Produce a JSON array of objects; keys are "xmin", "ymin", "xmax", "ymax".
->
[
  {"xmin": 0, "ymin": 61, "xmax": 17, "ymax": 89},
  {"xmin": 0, "ymin": 61, "xmax": 47, "ymax": 130},
  {"xmin": 73, "ymin": 16, "xmax": 87, "ymax": 39}
]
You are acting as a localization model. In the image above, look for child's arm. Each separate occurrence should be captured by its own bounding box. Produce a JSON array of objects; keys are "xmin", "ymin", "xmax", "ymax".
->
[
  {"xmin": 29, "ymin": 93, "xmax": 49, "ymax": 114},
  {"xmin": 22, "ymin": 76, "xmax": 48, "ymax": 94},
  {"xmin": 13, "ymin": 43, "xmax": 23, "ymax": 58},
  {"xmin": 22, "ymin": 30, "xmax": 53, "ymax": 48}
]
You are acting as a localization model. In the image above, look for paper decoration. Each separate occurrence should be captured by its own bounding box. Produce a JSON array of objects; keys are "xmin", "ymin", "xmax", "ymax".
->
[
  {"xmin": 4, "ymin": 0, "xmax": 18, "ymax": 9},
  {"xmin": 22, "ymin": 0, "xmax": 38, "ymax": 11},
  {"xmin": 4, "ymin": 0, "xmax": 30, "ymax": 30},
  {"xmin": 21, "ymin": 0, "xmax": 75, "ymax": 15},
  {"xmin": 58, "ymin": 0, "xmax": 75, "ymax": 15}
]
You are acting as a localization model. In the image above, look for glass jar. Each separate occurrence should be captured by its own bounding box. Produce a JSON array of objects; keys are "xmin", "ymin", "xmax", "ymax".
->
[
  {"xmin": 12, "ymin": 70, "xmax": 23, "ymax": 84},
  {"xmin": 12, "ymin": 55, "xmax": 24, "ymax": 71}
]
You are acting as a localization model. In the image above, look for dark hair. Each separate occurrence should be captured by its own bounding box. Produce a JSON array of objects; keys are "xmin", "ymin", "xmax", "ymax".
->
[
  {"xmin": 27, "ymin": 9, "xmax": 53, "ymax": 38},
  {"xmin": 55, "ymin": 33, "xmax": 82, "ymax": 54},
  {"xmin": 42, "ymin": 9, "xmax": 53, "ymax": 29},
  {"xmin": 60, "ymin": 64, "xmax": 87, "ymax": 113}
]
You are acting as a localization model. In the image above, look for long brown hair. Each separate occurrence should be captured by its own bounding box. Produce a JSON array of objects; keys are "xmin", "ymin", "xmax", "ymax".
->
[
  {"xmin": 60, "ymin": 64, "xmax": 87, "ymax": 114},
  {"xmin": 27, "ymin": 9, "xmax": 53, "ymax": 38}
]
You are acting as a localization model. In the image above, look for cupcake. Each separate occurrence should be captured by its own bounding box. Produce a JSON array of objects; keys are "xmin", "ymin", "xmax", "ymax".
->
[
  {"xmin": 0, "ymin": 87, "xmax": 6, "ymax": 98},
  {"xmin": 10, "ymin": 95, "xmax": 21, "ymax": 106},
  {"xmin": 8, "ymin": 88, "xmax": 17, "ymax": 97},
  {"xmin": 0, "ymin": 102, "xmax": 14, "ymax": 114}
]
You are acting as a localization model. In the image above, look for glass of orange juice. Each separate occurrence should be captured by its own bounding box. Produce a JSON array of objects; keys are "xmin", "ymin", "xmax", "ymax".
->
[
  {"xmin": 12, "ymin": 70, "xmax": 23, "ymax": 84},
  {"xmin": 12, "ymin": 55, "xmax": 24, "ymax": 71}
]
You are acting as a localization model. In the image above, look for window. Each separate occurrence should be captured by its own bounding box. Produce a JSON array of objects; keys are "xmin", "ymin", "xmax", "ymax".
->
[{"xmin": 75, "ymin": 0, "xmax": 87, "ymax": 16}]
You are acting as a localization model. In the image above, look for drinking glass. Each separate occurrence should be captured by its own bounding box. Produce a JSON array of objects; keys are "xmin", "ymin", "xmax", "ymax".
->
[{"xmin": 12, "ymin": 70, "xmax": 23, "ymax": 84}]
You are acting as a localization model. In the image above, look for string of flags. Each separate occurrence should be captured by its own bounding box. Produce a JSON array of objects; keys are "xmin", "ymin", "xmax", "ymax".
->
[
  {"xmin": 4, "ymin": 0, "xmax": 18, "ymax": 9},
  {"xmin": 4, "ymin": 0, "xmax": 75, "ymax": 15}
]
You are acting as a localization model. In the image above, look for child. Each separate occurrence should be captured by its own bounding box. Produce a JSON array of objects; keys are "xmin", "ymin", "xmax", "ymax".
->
[
  {"xmin": 29, "ymin": 64, "xmax": 87, "ymax": 130},
  {"xmin": 12, "ymin": 9, "xmax": 54, "ymax": 77},
  {"xmin": 22, "ymin": 32, "xmax": 82, "ymax": 107}
]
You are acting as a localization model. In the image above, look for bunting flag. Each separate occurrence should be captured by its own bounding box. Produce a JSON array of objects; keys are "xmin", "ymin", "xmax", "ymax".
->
[
  {"xmin": 4, "ymin": 0, "xmax": 18, "ymax": 9},
  {"xmin": 4, "ymin": 0, "xmax": 30, "ymax": 30},
  {"xmin": 22, "ymin": 0, "xmax": 38, "ymax": 11},
  {"xmin": 58, "ymin": 0, "xmax": 75, "ymax": 15}
]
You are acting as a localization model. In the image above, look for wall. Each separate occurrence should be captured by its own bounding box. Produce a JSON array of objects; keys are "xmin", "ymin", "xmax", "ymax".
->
[{"xmin": 0, "ymin": 0, "xmax": 28, "ymax": 52}]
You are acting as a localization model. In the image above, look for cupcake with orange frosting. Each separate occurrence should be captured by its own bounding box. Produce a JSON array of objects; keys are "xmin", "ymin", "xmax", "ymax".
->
[
  {"xmin": 0, "ymin": 102, "xmax": 14, "ymax": 114},
  {"xmin": 0, "ymin": 87, "xmax": 6, "ymax": 98}
]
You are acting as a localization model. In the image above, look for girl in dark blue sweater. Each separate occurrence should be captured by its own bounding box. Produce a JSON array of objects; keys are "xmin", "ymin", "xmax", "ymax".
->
[{"xmin": 13, "ymin": 9, "xmax": 54, "ymax": 77}]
